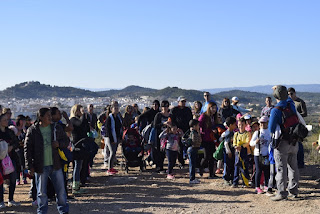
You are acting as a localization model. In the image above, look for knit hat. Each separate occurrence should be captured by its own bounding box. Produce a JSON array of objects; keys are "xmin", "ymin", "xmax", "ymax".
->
[{"xmin": 273, "ymin": 85, "xmax": 288, "ymax": 101}]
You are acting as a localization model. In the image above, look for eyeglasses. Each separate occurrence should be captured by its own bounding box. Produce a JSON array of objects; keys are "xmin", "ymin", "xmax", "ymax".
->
[
  {"xmin": 162, "ymin": 105, "xmax": 169, "ymax": 107},
  {"xmin": 288, "ymin": 92, "xmax": 294, "ymax": 95}
]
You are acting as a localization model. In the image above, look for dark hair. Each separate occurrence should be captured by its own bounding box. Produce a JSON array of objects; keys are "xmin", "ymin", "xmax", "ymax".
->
[
  {"xmin": 193, "ymin": 101, "xmax": 202, "ymax": 112},
  {"xmin": 0, "ymin": 113, "xmax": 6, "ymax": 121},
  {"xmin": 16, "ymin": 114, "xmax": 26, "ymax": 126},
  {"xmin": 36, "ymin": 108, "xmax": 51, "ymax": 123},
  {"xmin": 288, "ymin": 87, "xmax": 296, "ymax": 93},
  {"xmin": 225, "ymin": 117, "xmax": 236, "ymax": 127},
  {"xmin": 153, "ymin": 100, "xmax": 160, "ymax": 106},
  {"xmin": 221, "ymin": 98, "xmax": 231, "ymax": 108},
  {"xmin": 161, "ymin": 100, "xmax": 170, "ymax": 107},
  {"xmin": 50, "ymin": 107, "xmax": 59, "ymax": 116},
  {"xmin": 239, "ymin": 118, "xmax": 246, "ymax": 124},
  {"xmin": 189, "ymin": 119, "xmax": 199, "ymax": 127},
  {"xmin": 266, "ymin": 96, "xmax": 272, "ymax": 100}
]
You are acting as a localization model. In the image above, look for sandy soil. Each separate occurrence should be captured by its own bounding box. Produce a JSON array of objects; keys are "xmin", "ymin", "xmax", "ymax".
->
[{"xmin": 2, "ymin": 150, "xmax": 320, "ymax": 214}]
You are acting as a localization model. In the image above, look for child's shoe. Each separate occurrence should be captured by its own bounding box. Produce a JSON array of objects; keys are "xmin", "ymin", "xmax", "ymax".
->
[
  {"xmin": 16, "ymin": 180, "xmax": 21, "ymax": 185},
  {"xmin": 255, "ymin": 187, "xmax": 264, "ymax": 194},
  {"xmin": 107, "ymin": 169, "xmax": 116, "ymax": 175},
  {"xmin": 189, "ymin": 179, "xmax": 200, "ymax": 184},
  {"xmin": 167, "ymin": 174, "xmax": 175, "ymax": 180},
  {"xmin": 8, "ymin": 200, "xmax": 20, "ymax": 207}
]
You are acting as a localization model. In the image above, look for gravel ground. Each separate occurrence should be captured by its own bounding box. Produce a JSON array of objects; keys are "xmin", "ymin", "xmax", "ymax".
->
[{"xmin": 2, "ymin": 150, "xmax": 320, "ymax": 214}]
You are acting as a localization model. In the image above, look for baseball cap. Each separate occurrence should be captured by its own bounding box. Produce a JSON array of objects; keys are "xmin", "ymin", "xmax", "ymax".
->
[
  {"xmin": 259, "ymin": 116, "xmax": 269, "ymax": 123},
  {"xmin": 177, "ymin": 96, "xmax": 187, "ymax": 102},
  {"xmin": 231, "ymin": 97, "xmax": 239, "ymax": 102}
]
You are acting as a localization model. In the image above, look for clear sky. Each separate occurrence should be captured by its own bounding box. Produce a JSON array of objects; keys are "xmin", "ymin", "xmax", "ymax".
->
[{"xmin": 0, "ymin": 0, "xmax": 319, "ymax": 90}]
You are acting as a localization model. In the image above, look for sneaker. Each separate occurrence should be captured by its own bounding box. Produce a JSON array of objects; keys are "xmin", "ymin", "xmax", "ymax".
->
[
  {"xmin": 16, "ymin": 181, "xmax": 21, "ymax": 185},
  {"xmin": 255, "ymin": 187, "xmax": 264, "ymax": 194},
  {"xmin": 167, "ymin": 174, "xmax": 175, "ymax": 180},
  {"xmin": 107, "ymin": 170, "xmax": 116, "ymax": 175},
  {"xmin": 266, "ymin": 190, "xmax": 274, "ymax": 197},
  {"xmin": 215, "ymin": 169, "xmax": 221, "ymax": 174},
  {"xmin": 32, "ymin": 200, "xmax": 38, "ymax": 207},
  {"xmin": 0, "ymin": 202, "xmax": 5, "ymax": 209},
  {"xmin": 189, "ymin": 179, "xmax": 200, "ymax": 184},
  {"xmin": 23, "ymin": 180, "xmax": 28, "ymax": 184},
  {"xmin": 271, "ymin": 194, "xmax": 287, "ymax": 201},
  {"xmin": 288, "ymin": 193, "xmax": 298, "ymax": 199},
  {"xmin": 110, "ymin": 168, "xmax": 118, "ymax": 173},
  {"xmin": 223, "ymin": 180, "xmax": 231, "ymax": 186},
  {"xmin": 8, "ymin": 200, "xmax": 20, "ymax": 207},
  {"xmin": 263, "ymin": 186, "xmax": 268, "ymax": 192},
  {"xmin": 204, "ymin": 168, "xmax": 209, "ymax": 173},
  {"xmin": 231, "ymin": 184, "xmax": 238, "ymax": 188}
]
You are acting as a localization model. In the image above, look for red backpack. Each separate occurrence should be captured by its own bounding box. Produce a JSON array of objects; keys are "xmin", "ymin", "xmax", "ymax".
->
[{"xmin": 275, "ymin": 102, "xmax": 299, "ymax": 141}]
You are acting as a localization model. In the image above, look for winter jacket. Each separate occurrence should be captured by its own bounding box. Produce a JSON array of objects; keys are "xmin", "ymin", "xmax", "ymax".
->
[
  {"xmin": 171, "ymin": 106, "xmax": 193, "ymax": 133},
  {"xmin": 24, "ymin": 123, "xmax": 69, "ymax": 173}
]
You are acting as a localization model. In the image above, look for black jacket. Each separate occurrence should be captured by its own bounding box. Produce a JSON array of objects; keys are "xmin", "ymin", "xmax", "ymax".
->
[
  {"xmin": 24, "ymin": 123, "xmax": 69, "ymax": 173},
  {"xmin": 171, "ymin": 106, "xmax": 193, "ymax": 133}
]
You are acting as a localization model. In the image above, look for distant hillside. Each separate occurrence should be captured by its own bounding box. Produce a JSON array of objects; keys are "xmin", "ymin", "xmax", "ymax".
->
[
  {"xmin": 213, "ymin": 90, "xmax": 269, "ymax": 104},
  {"xmin": 0, "ymin": 81, "xmax": 98, "ymax": 99},
  {"xmin": 205, "ymin": 84, "xmax": 320, "ymax": 94}
]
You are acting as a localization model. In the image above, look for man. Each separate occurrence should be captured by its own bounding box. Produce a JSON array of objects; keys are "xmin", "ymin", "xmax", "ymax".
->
[
  {"xmin": 231, "ymin": 97, "xmax": 253, "ymax": 115},
  {"xmin": 24, "ymin": 108, "xmax": 69, "ymax": 213},
  {"xmin": 171, "ymin": 96, "xmax": 193, "ymax": 167},
  {"xmin": 269, "ymin": 85, "xmax": 299, "ymax": 201},
  {"xmin": 200, "ymin": 92, "xmax": 217, "ymax": 114},
  {"xmin": 86, "ymin": 104, "xmax": 98, "ymax": 131},
  {"xmin": 288, "ymin": 87, "xmax": 307, "ymax": 169},
  {"xmin": 261, "ymin": 96, "xmax": 274, "ymax": 117}
]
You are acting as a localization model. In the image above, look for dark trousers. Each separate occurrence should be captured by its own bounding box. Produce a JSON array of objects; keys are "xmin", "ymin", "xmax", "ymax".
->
[
  {"xmin": 223, "ymin": 149, "xmax": 235, "ymax": 182},
  {"xmin": 151, "ymin": 141, "xmax": 165, "ymax": 170},
  {"xmin": 0, "ymin": 166, "xmax": 16, "ymax": 202},
  {"xmin": 254, "ymin": 156, "xmax": 270, "ymax": 188},
  {"xmin": 187, "ymin": 147, "xmax": 199, "ymax": 181},
  {"xmin": 166, "ymin": 150, "xmax": 178, "ymax": 175},
  {"xmin": 200, "ymin": 141, "xmax": 216, "ymax": 177},
  {"xmin": 297, "ymin": 142, "xmax": 304, "ymax": 168}
]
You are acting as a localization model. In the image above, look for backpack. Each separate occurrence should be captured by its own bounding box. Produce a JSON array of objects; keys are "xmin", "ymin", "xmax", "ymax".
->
[
  {"xmin": 275, "ymin": 103, "xmax": 308, "ymax": 143},
  {"xmin": 181, "ymin": 130, "xmax": 192, "ymax": 148}
]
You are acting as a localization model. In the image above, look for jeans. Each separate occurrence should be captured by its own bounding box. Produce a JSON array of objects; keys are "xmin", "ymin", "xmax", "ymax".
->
[
  {"xmin": 223, "ymin": 149, "xmax": 234, "ymax": 182},
  {"xmin": 297, "ymin": 141, "xmax": 304, "ymax": 168},
  {"xmin": 104, "ymin": 137, "xmax": 119, "ymax": 170},
  {"xmin": 35, "ymin": 166, "xmax": 69, "ymax": 214},
  {"xmin": 254, "ymin": 156, "xmax": 270, "ymax": 188},
  {"xmin": 73, "ymin": 160, "xmax": 83, "ymax": 182},
  {"xmin": 0, "ymin": 160, "xmax": 17, "ymax": 202},
  {"xmin": 187, "ymin": 147, "xmax": 198, "ymax": 181},
  {"xmin": 166, "ymin": 150, "xmax": 178, "ymax": 175}
]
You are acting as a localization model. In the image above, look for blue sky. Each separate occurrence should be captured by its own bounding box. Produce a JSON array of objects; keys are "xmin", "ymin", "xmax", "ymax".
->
[{"xmin": 0, "ymin": 0, "xmax": 319, "ymax": 90}]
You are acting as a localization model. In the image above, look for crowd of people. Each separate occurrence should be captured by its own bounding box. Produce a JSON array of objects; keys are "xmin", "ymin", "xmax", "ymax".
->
[{"xmin": 0, "ymin": 85, "xmax": 312, "ymax": 213}]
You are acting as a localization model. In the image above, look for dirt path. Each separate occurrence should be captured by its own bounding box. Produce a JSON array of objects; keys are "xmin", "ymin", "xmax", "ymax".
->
[{"xmin": 3, "ymin": 150, "xmax": 320, "ymax": 214}]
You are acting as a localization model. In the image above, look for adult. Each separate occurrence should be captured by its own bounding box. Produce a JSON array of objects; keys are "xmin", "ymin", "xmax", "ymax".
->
[
  {"xmin": 153, "ymin": 100, "xmax": 172, "ymax": 173},
  {"xmin": 269, "ymin": 85, "xmax": 299, "ymax": 201},
  {"xmin": 261, "ymin": 96, "xmax": 274, "ymax": 117},
  {"xmin": 192, "ymin": 101, "xmax": 202, "ymax": 120},
  {"xmin": 2, "ymin": 108, "xmax": 15, "ymax": 126},
  {"xmin": 24, "ymin": 108, "xmax": 69, "ymax": 213},
  {"xmin": 171, "ymin": 96, "xmax": 193, "ymax": 167},
  {"xmin": 288, "ymin": 87, "xmax": 307, "ymax": 169},
  {"xmin": 132, "ymin": 103, "xmax": 141, "ymax": 119},
  {"xmin": 104, "ymin": 102, "xmax": 123, "ymax": 175},
  {"xmin": 198, "ymin": 102, "xmax": 219, "ymax": 178},
  {"xmin": 137, "ymin": 100, "xmax": 160, "ymax": 132},
  {"xmin": 231, "ymin": 97, "xmax": 253, "ymax": 115},
  {"xmin": 218, "ymin": 98, "xmax": 239, "ymax": 123},
  {"xmin": 86, "ymin": 104, "xmax": 98, "ymax": 131},
  {"xmin": 200, "ymin": 92, "xmax": 217, "ymax": 114},
  {"xmin": 122, "ymin": 105, "xmax": 134, "ymax": 130},
  {"xmin": 0, "ymin": 113, "xmax": 20, "ymax": 209},
  {"xmin": 70, "ymin": 104, "xmax": 90, "ymax": 194}
]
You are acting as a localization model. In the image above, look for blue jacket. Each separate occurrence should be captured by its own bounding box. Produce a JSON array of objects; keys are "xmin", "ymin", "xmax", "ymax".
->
[{"xmin": 268, "ymin": 98, "xmax": 296, "ymax": 134}]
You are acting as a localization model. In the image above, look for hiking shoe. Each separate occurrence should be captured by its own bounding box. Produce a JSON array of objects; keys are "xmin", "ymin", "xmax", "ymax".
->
[
  {"xmin": 32, "ymin": 200, "xmax": 38, "ymax": 207},
  {"xmin": 8, "ymin": 200, "xmax": 20, "ymax": 207},
  {"xmin": 167, "ymin": 174, "xmax": 175, "ymax": 180},
  {"xmin": 271, "ymin": 194, "xmax": 287, "ymax": 201},
  {"xmin": 255, "ymin": 187, "xmax": 264, "ymax": 194},
  {"xmin": 189, "ymin": 179, "xmax": 200, "ymax": 184},
  {"xmin": 0, "ymin": 202, "xmax": 5, "ymax": 209},
  {"xmin": 266, "ymin": 190, "xmax": 274, "ymax": 197}
]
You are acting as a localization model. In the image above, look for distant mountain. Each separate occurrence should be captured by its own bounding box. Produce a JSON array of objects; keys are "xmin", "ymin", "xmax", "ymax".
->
[{"xmin": 205, "ymin": 84, "xmax": 320, "ymax": 94}]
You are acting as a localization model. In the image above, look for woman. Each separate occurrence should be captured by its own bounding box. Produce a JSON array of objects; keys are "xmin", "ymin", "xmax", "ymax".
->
[
  {"xmin": 198, "ymin": 102, "xmax": 220, "ymax": 179},
  {"xmin": 70, "ymin": 104, "xmax": 90, "ymax": 194},
  {"xmin": 192, "ymin": 101, "xmax": 202, "ymax": 120},
  {"xmin": 153, "ymin": 100, "xmax": 172, "ymax": 173},
  {"xmin": 24, "ymin": 108, "xmax": 69, "ymax": 213},
  {"xmin": 104, "ymin": 102, "xmax": 123, "ymax": 175},
  {"xmin": 122, "ymin": 105, "xmax": 134, "ymax": 130},
  {"xmin": 0, "ymin": 113, "xmax": 20, "ymax": 208},
  {"xmin": 218, "ymin": 98, "xmax": 238, "ymax": 123}
]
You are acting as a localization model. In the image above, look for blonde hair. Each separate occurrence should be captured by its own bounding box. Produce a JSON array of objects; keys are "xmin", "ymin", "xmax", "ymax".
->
[{"xmin": 70, "ymin": 104, "xmax": 83, "ymax": 119}]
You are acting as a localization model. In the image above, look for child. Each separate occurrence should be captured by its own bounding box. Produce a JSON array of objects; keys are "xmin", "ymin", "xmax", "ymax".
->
[
  {"xmin": 250, "ymin": 116, "xmax": 271, "ymax": 194},
  {"xmin": 232, "ymin": 118, "xmax": 251, "ymax": 187},
  {"xmin": 159, "ymin": 123, "xmax": 182, "ymax": 179},
  {"xmin": 221, "ymin": 117, "xmax": 237, "ymax": 186},
  {"xmin": 185, "ymin": 119, "xmax": 202, "ymax": 184}
]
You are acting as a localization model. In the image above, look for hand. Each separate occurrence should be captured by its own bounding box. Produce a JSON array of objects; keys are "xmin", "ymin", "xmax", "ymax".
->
[
  {"xmin": 228, "ymin": 153, "xmax": 232, "ymax": 159},
  {"xmin": 312, "ymin": 142, "xmax": 317, "ymax": 147},
  {"xmin": 52, "ymin": 141, "xmax": 59, "ymax": 149}
]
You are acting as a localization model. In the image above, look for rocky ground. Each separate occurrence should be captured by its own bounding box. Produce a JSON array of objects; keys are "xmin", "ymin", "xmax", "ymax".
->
[{"xmin": 2, "ymin": 150, "xmax": 320, "ymax": 214}]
